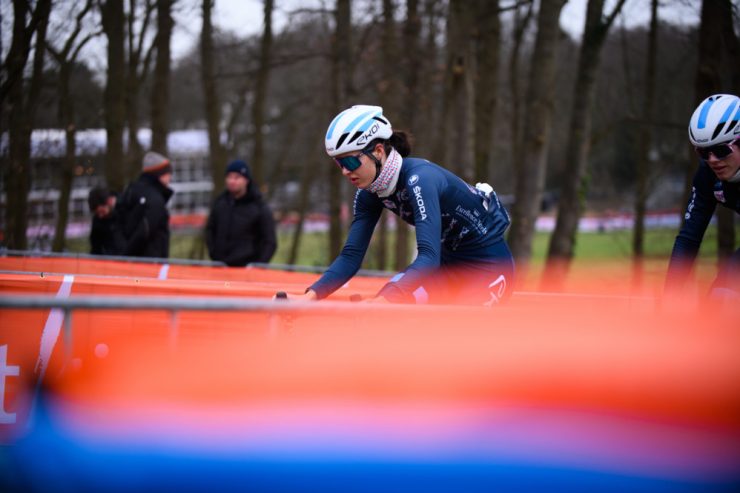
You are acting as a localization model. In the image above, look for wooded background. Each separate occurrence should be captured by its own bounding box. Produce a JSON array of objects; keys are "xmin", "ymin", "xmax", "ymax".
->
[{"xmin": 1, "ymin": 0, "xmax": 738, "ymax": 276}]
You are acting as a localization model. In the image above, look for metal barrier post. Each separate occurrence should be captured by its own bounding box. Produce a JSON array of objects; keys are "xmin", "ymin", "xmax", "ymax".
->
[{"xmin": 63, "ymin": 309, "xmax": 73, "ymax": 363}]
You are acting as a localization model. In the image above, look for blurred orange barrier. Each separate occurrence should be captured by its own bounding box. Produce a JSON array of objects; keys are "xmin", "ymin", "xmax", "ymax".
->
[
  {"xmin": 0, "ymin": 272, "xmax": 384, "ymax": 302},
  {"xmin": 0, "ymin": 256, "xmax": 382, "ymax": 288},
  {"xmin": 2, "ymin": 295, "xmax": 739, "ymax": 429},
  {"xmin": 54, "ymin": 303, "xmax": 740, "ymax": 425},
  {"xmin": 1, "ymin": 255, "xmax": 739, "ymax": 491}
]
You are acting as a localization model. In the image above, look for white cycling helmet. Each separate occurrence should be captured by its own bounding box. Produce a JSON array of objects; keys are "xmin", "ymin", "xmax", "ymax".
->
[
  {"xmin": 325, "ymin": 105, "xmax": 393, "ymax": 157},
  {"xmin": 688, "ymin": 94, "xmax": 740, "ymax": 146}
]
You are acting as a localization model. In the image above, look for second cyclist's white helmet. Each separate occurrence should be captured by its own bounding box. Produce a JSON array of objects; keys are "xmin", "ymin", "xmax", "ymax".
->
[
  {"xmin": 325, "ymin": 105, "xmax": 393, "ymax": 157},
  {"xmin": 688, "ymin": 94, "xmax": 740, "ymax": 146}
]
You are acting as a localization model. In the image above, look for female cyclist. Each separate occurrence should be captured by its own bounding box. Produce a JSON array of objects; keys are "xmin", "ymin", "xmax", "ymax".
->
[{"xmin": 278, "ymin": 105, "xmax": 514, "ymax": 305}]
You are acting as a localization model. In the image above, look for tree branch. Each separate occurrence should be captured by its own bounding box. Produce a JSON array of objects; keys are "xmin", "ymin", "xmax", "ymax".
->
[
  {"xmin": 0, "ymin": 0, "xmax": 50, "ymax": 105},
  {"xmin": 71, "ymin": 29, "xmax": 102, "ymax": 61},
  {"xmin": 61, "ymin": 0, "xmax": 95, "ymax": 59},
  {"xmin": 603, "ymin": 0, "xmax": 629, "ymax": 31},
  {"xmin": 134, "ymin": 0, "xmax": 156, "ymax": 69},
  {"xmin": 498, "ymin": 0, "xmax": 533, "ymax": 15}
]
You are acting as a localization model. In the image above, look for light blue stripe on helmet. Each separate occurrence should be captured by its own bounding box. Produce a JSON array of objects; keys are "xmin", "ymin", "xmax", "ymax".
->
[
  {"xmin": 732, "ymin": 105, "xmax": 740, "ymax": 122},
  {"xmin": 718, "ymin": 99, "xmax": 738, "ymax": 124},
  {"xmin": 326, "ymin": 109, "xmax": 350, "ymax": 140},
  {"xmin": 356, "ymin": 110, "xmax": 382, "ymax": 133},
  {"xmin": 697, "ymin": 97, "xmax": 718, "ymax": 129},
  {"xmin": 341, "ymin": 109, "xmax": 375, "ymax": 136}
]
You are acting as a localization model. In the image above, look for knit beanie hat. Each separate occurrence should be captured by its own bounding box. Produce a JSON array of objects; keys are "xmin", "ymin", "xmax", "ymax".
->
[
  {"xmin": 142, "ymin": 151, "xmax": 173, "ymax": 176},
  {"xmin": 226, "ymin": 160, "xmax": 252, "ymax": 180}
]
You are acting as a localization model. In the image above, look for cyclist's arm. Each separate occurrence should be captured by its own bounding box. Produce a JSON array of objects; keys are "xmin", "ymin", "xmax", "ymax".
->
[
  {"xmin": 665, "ymin": 164, "xmax": 717, "ymax": 290},
  {"xmin": 377, "ymin": 171, "xmax": 443, "ymax": 302},
  {"xmin": 308, "ymin": 191, "xmax": 382, "ymax": 299}
]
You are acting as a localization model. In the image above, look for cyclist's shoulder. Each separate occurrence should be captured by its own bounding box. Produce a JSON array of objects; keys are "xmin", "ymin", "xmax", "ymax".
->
[
  {"xmin": 401, "ymin": 157, "xmax": 448, "ymax": 184},
  {"xmin": 402, "ymin": 157, "xmax": 441, "ymax": 172}
]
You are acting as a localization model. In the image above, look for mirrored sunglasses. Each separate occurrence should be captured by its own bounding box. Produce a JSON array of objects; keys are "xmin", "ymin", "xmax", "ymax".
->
[
  {"xmin": 333, "ymin": 152, "xmax": 365, "ymax": 172},
  {"xmin": 695, "ymin": 138, "xmax": 738, "ymax": 160}
]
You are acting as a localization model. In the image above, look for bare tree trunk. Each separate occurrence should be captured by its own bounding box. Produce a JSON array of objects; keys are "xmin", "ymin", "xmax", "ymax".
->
[
  {"xmin": 53, "ymin": 85, "xmax": 76, "ymax": 252},
  {"xmin": 265, "ymin": 117, "xmax": 297, "ymax": 203},
  {"xmin": 329, "ymin": 0, "xmax": 353, "ymax": 259},
  {"xmin": 508, "ymin": 0, "xmax": 534, "ymax": 206},
  {"xmin": 373, "ymin": 0, "xmax": 401, "ymax": 271},
  {"xmin": 3, "ymin": 0, "xmax": 34, "ymax": 250},
  {"xmin": 102, "ymin": 0, "xmax": 126, "ymax": 192},
  {"xmin": 693, "ymin": 0, "xmax": 737, "ymax": 262},
  {"xmin": 251, "ymin": 0, "xmax": 274, "ymax": 189},
  {"xmin": 630, "ymin": 0, "xmax": 658, "ymax": 286},
  {"xmin": 125, "ymin": 72, "xmax": 144, "ymax": 181},
  {"xmin": 288, "ymin": 163, "xmax": 316, "ymax": 265},
  {"xmin": 394, "ymin": 0, "xmax": 422, "ymax": 270},
  {"xmin": 687, "ymin": 0, "xmax": 723, "ymax": 223},
  {"xmin": 201, "ymin": 0, "xmax": 226, "ymax": 195},
  {"xmin": 543, "ymin": 0, "xmax": 626, "ymax": 285},
  {"xmin": 125, "ymin": 0, "xmax": 156, "ymax": 182},
  {"xmin": 5, "ymin": 0, "xmax": 50, "ymax": 250},
  {"xmin": 507, "ymin": 0, "xmax": 566, "ymax": 265},
  {"xmin": 717, "ymin": 0, "xmax": 739, "ymax": 259},
  {"xmin": 473, "ymin": 0, "xmax": 500, "ymax": 183},
  {"xmin": 151, "ymin": 0, "xmax": 173, "ymax": 153},
  {"xmin": 51, "ymin": 1, "xmax": 97, "ymax": 252},
  {"xmin": 435, "ymin": 0, "xmax": 474, "ymax": 179},
  {"xmin": 416, "ymin": 0, "xmax": 440, "ymax": 160}
]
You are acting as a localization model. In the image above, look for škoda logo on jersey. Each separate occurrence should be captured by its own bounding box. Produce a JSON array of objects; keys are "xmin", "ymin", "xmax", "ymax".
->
[{"xmin": 407, "ymin": 175, "xmax": 426, "ymax": 220}]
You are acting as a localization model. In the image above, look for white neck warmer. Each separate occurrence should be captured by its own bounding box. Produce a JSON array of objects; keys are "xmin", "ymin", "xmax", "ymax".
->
[{"xmin": 366, "ymin": 147, "xmax": 403, "ymax": 197}]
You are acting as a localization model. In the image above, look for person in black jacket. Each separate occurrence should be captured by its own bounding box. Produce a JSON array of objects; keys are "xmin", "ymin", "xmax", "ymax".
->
[
  {"xmin": 206, "ymin": 160, "xmax": 277, "ymax": 266},
  {"xmin": 115, "ymin": 151, "xmax": 174, "ymax": 258},
  {"xmin": 87, "ymin": 187, "xmax": 124, "ymax": 255}
]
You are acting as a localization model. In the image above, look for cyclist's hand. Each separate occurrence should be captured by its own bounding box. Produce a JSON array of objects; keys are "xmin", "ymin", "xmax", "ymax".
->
[{"xmin": 273, "ymin": 290, "xmax": 318, "ymax": 301}]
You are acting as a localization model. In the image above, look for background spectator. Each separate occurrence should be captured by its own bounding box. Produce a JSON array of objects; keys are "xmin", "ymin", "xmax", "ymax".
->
[
  {"xmin": 116, "ymin": 151, "xmax": 174, "ymax": 258},
  {"xmin": 206, "ymin": 159, "xmax": 277, "ymax": 266},
  {"xmin": 87, "ymin": 187, "xmax": 123, "ymax": 255}
]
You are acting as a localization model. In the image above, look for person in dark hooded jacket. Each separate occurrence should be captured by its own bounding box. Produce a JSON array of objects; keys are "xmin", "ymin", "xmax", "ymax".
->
[
  {"xmin": 116, "ymin": 151, "xmax": 174, "ymax": 258},
  {"xmin": 206, "ymin": 160, "xmax": 277, "ymax": 266},
  {"xmin": 88, "ymin": 187, "xmax": 125, "ymax": 255}
]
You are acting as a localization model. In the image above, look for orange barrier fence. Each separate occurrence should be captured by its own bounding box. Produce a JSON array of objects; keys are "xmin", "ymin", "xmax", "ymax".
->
[{"xmin": 1, "ymin": 255, "xmax": 738, "ymax": 491}]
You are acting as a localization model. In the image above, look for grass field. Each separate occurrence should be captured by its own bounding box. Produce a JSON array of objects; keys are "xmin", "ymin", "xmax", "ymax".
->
[
  {"xmin": 64, "ymin": 223, "xmax": 730, "ymax": 290},
  {"xmin": 65, "ymin": 225, "xmax": 726, "ymax": 265}
]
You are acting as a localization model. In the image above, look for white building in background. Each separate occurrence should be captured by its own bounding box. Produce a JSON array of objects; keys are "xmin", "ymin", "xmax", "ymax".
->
[{"xmin": 1, "ymin": 129, "xmax": 216, "ymax": 248}]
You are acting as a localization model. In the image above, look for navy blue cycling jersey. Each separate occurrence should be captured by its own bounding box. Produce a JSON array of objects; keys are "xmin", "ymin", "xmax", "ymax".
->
[
  {"xmin": 666, "ymin": 160, "xmax": 740, "ymax": 285},
  {"xmin": 309, "ymin": 157, "xmax": 512, "ymax": 302}
]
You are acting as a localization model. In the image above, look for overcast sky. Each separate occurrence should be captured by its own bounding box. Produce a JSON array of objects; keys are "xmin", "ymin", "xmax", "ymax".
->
[
  {"xmin": 167, "ymin": 0, "xmax": 701, "ymax": 60},
  {"xmin": 1, "ymin": 0, "xmax": 702, "ymax": 70},
  {"xmin": 169, "ymin": 0, "xmax": 701, "ymax": 58}
]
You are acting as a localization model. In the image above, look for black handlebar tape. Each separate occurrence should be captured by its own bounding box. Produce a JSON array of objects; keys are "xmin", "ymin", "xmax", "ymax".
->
[{"xmin": 275, "ymin": 291, "xmax": 288, "ymax": 300}]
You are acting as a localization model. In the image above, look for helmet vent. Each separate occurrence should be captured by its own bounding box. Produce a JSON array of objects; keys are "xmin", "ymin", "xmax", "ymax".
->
[
  {"xmin": 725, "ymin": 120, "xmax": 738, "ymax": 135},
  {"xmin": 712, "ymin": 122, "xmax": 725, "ymax": 140},
  {"xmin": 712, "ymin": 124, "xmax": 725, "ymax": 141},
  {"xmin": 336, "ymin": 132, "xmax": 350, "ymax": 149}
]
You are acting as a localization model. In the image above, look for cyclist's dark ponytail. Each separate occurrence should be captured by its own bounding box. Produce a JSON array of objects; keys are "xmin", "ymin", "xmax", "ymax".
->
[
  {"xmin": 367, "ymin": 130, "xmax": 412, "ymax": 158},
  {"xmin": 386, "ymin": 130, "xmax": 412, "ymax": 157}
]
